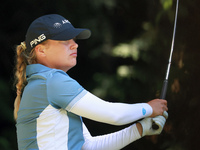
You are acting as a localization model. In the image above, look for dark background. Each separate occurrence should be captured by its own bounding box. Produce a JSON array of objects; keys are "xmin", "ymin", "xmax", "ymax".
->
[{"xmin": 0, "ymin": 0, "xmax": 200, "ymax": 149}]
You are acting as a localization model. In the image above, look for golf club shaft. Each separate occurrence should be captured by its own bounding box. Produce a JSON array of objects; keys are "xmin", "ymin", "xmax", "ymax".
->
[{"xmin": 152, "ymin": 0, "xmax": 179, "ymax": 130}]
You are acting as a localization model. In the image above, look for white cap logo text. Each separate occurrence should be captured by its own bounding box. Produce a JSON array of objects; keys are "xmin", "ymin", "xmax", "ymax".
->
[
  {"xmin": 62, "ymin": 19, "xmax": 70, "ymax": 24},
  {"xmin": 30, "ymin": 34, "xmax": 46, "ymax": 47}
]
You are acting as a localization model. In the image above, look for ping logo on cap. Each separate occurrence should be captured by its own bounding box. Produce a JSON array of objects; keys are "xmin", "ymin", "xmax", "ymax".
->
[{"xmin": 30, "ymin": 34, "xmax": 46, "ymax": 47}]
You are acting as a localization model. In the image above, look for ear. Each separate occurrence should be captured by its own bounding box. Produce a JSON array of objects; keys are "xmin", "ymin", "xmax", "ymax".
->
[{"xmin": 35, "ymin": 44, "xmax": 46, "ymax": 57}]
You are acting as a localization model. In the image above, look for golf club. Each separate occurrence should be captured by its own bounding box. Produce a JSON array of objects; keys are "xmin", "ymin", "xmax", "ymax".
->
[{"xmin": 152, "ymin": 0, "xmax": 179, "ymax": 130}]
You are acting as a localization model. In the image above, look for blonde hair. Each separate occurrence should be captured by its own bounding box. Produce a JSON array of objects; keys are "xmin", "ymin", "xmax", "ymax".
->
[{"xmin": 14, "ymin": 41, "xmax": 37, "ymax": 120}]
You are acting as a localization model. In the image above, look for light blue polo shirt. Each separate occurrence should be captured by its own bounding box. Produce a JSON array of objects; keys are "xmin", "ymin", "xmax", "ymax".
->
[{"xmin": 16, "ymin": 64, "xmax": 87, "ymax": 150}]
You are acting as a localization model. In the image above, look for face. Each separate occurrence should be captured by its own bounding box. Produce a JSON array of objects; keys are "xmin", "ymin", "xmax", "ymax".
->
[{"xmin": 36, "ymin": 39, "xmax": 79, "ymax": 72}]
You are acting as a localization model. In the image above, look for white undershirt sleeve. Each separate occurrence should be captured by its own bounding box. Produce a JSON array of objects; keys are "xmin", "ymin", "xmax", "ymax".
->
[
  {"xmin": 69, "ymin": 91, "xmax": 152, "ymax": 125},
  {"xmin": 81, "ymin": 123, "xmax": 141, "ymax": 150}
]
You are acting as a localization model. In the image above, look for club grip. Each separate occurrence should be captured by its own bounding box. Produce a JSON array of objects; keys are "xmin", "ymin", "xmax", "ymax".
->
[
  {"xmin": 152, "ymin": 80, "xmax": 168, "ymax": 130},
  {"xmin": 160, "ymin": 80, "xmax": 168, "ymax": 99}
]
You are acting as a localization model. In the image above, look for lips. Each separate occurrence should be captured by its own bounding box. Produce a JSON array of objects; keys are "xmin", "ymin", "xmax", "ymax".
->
[{"xmin": 70, "ymin": 52, "xmax": 77, "ymax": 56}]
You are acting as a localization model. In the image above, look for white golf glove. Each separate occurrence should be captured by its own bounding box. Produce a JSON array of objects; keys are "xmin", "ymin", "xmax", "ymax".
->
[{"xmin": 139, "ymin": 111, "xmax": 168, "ymax": 137}]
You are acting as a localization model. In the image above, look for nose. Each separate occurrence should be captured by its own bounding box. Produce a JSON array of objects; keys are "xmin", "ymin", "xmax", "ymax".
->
[{"xmin": 70, "ymin": 39, "xmax": 78, "ymax": 50}]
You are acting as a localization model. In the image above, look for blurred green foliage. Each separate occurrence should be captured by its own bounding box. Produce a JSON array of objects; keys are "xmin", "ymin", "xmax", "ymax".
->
[{"xmin": 0, "ymin": 0, "xmax": 200, "ymax": 149}]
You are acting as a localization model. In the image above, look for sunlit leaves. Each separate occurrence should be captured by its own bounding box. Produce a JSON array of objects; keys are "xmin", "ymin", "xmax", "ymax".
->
[
  {"xmin": 160, "ymin": 0, "xmax": 173, "ymax": 10},
  {"xmin": 112, "ymin": 42, "xmax": 140, "ymax": 60},
  {"xmin": 117, "ymin": 65, "xmax": 133, "ymax": 78}
]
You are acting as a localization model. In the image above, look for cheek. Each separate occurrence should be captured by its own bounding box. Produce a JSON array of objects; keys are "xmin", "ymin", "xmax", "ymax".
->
[
  {"xmin": 55, "ymin": 49, "xmax": 69, "ymax": 59},
  {"xmin": 58, "ymin": 52, "xmax": 76, "ymax": 64}
]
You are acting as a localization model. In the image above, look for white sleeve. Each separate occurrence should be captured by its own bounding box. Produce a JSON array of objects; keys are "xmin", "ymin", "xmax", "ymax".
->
[
  {"xmin": 81, "ymin": 123, "xmax": 141, "ymax": 150},
  {"xmin": 69, "ymin": 91, "xmax": 152, "ymax": 125}
]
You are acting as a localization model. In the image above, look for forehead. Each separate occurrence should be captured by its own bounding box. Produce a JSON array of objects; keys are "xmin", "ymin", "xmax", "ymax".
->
[
  {"xmin": 44, "ymin": 40, "xmax": 73, "ymax": 49},
  {"xmin": 42, "ymin": 40, "xmax": 60, "ymax": 48},
  {"xmin": 47, "ymin": 39, "xmax": 70, "ymax": 44},
  {"xmin": 46, "ymin": 39, "xmax": 59, "ymax": 44}
]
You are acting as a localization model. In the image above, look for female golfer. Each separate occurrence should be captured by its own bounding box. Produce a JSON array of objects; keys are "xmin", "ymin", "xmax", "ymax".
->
[{"xmin": 14, "ymin": 14, "xmax": 168, "ymax": 150}]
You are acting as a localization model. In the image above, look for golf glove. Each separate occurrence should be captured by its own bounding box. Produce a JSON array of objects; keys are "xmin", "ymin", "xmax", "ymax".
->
[{"xmin": 139, "ymin": 112, "xmax": 168, "ymax": 137}]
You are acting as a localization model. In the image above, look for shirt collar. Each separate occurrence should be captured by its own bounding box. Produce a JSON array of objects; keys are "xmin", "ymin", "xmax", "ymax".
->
[{"xmin": 26, "ymin": 64, "xmax": 52, "ymax": 77}]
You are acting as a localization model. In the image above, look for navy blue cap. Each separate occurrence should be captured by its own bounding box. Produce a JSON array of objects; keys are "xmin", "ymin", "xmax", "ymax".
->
[{"xmin": 25, "ymin": 14, "xmax": 91, "ymax": 52}]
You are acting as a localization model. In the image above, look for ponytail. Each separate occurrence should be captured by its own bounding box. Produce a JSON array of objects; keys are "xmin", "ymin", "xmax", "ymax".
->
[{"xmin": 14, "ymin": 42, "xmax": 37, "ymax": 120}]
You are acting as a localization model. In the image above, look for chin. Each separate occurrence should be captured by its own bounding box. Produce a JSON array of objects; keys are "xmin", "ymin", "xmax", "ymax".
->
[{"xmin": 65, "ymin": 64, "xmax": 76, "ymax": 72}]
